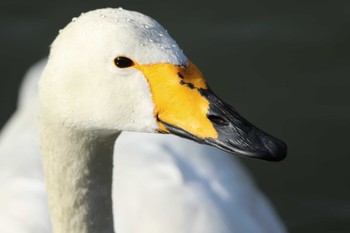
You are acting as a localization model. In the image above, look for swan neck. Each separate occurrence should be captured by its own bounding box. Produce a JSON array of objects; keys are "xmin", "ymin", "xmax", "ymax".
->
[{"xmin": 40, "ymin": 117, "xmax": 119, "ymax": 233}]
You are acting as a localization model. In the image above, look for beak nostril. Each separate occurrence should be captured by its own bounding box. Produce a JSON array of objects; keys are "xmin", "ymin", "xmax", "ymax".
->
[{"xmin": 207, "ymin": 114, "xmax": 229, "ymax": 126}]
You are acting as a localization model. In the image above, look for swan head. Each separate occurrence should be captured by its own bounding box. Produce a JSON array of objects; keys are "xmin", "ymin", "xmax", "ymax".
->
[{"xmin": 39, "ymin": 8, "xmax": 287, "ymax": 161}]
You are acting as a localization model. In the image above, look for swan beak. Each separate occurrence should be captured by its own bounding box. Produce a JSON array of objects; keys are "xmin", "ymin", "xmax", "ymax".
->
[
  {"xmin": 136, "ymin": 61, "xmax": 287, "ymax": 162},
  {"xmin": 178, "ymin": 89, "xmax": 287, "ymax": 162}
]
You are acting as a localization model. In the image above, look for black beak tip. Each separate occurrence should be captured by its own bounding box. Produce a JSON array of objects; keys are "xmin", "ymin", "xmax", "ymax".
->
[
  {"xmin": 251, "ymin": 129, "xmax": 287, "ymax": 162},
  {"xmin": 263, "ymin": 138, "xmax": 287, "ymax": 162}
]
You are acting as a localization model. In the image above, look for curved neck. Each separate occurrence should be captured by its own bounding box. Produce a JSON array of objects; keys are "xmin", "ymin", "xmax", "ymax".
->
[{"xmin": 40, "ymin": 116, "xmax": 119, "ymax": 233}]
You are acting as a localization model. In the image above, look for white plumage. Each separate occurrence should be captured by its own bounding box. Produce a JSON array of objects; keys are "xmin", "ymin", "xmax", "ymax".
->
[
  {"xmin": 0, "ymin": 60, "xmax": 286, "ymax": 233},
  {"xmin": 0, "ymin": 8, "xmax": 287, "ymax": 233}
]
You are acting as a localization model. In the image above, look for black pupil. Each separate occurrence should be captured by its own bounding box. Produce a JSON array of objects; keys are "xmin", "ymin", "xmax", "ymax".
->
[{"xmin": 114, "ymin": 57, "xmax": 134, "ymax": 68}]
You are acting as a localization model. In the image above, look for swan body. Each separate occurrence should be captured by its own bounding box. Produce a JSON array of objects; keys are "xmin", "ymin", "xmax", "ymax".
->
[
  {"xmin": 0, "ymin": 59, "xmax": 50, "ymax": 233},
  {"xmin": 1, "ymin": 8, "xmax": 287, "ymax": 233},
  {"xmin": 115, "ymin": 133, "xmax": 287, "ymax": 233},
  {"xmin": 0, "ymin": 59, "xmax": 286, "ymax": 233}
]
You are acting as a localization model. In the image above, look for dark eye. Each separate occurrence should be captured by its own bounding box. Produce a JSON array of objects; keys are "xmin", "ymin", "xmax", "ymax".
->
[{"xmin": 114, "ymin": 56, "xmax": 134, "ymax": 68}]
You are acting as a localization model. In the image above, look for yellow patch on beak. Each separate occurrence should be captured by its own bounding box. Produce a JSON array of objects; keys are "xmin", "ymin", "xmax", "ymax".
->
[{"xmin": 135, "ymin": 61, "xmax": 218, "ymax": 139}]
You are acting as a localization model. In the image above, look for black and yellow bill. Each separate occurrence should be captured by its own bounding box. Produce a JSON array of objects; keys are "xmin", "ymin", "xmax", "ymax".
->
[{"xmin": 135, "ymin": 61, "xmax": 287, "ymax": 162}]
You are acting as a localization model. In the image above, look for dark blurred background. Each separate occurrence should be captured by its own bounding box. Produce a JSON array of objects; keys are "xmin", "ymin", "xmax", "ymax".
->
[{"xmin": 1, "ymin": 0, "xmax": 349, "ymax": 232}]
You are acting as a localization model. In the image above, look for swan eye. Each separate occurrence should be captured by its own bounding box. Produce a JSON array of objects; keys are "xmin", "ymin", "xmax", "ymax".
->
[{"xmin": 114, "ymin": 56, "xmax": 134, "ymax": 68}]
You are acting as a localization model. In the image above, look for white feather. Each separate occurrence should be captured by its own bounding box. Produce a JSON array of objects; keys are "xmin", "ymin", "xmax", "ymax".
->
[
  {"xmin": 0, "ymin": 58, "xmax": 286, "ymax": 232},
  {"xmin": 0, "ymin": 8, "xmax": 287, "ymax": 233}
]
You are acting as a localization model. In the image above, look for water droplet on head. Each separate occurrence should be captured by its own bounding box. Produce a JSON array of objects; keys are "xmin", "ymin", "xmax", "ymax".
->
[
  {"xmin": 149, "ymin": 39, "xmax": 154, "ymax": 43},
  {"xmin": 130, "ymin": 119, "xmax": 134, "ymax": 123},
  {"xmin": 100, "ymin": 14, "xmax": 106, "ymax": 18},
  {"xmin": 59, "ymin": 29, "xmax": 63, "ymax": 34},
  {"xmin": 118, "ymin": 7, "xmax": 123, "ymax": 10},
  {"xmin": 72, "ymin": 17, "xmax": 77, "ymax": 22},
  {"xmin": 140, "ymin": 43, "xmax": 145, "ymax": 46},
  {"xmin": 144, "ymin": 25, "xmax": 149, "ymax": 29},
  {"xmin": 158, "ymin": 33, "xmax": 163, "ymax": 37},
  {"xmin": 172, "ymin": 44, "xmax": 177, "ymax": 47},
  {"xmin": 160, "ymin": 46, "xmax": 165, "ymax": 50}
]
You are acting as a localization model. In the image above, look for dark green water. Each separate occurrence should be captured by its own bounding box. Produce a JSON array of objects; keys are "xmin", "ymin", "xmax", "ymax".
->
[{"xmin": 1, "ymin": 0, "xmax": 349, "ymax": 232}]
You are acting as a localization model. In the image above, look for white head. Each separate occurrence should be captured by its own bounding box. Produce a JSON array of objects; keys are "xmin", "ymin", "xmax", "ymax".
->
[
  {"xmin": 39, "ymin": 8, "xmax": 286, "ymax": 160},
  {"xmin": 40, "ymin": 8, "xmax": 185, "ymax": 134}
]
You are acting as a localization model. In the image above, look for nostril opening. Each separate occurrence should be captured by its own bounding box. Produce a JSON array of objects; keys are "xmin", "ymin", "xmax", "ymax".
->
[{"xmin": 207, "ymin": 114, "xmax": 228, "ymax": 126}]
